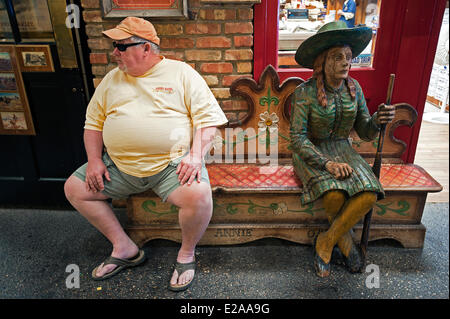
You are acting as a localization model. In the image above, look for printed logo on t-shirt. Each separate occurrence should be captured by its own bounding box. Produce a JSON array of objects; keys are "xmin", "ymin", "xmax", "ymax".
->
[{"xmin": 153, "ymin": 87, "xmax": 174, "ymax": 94}]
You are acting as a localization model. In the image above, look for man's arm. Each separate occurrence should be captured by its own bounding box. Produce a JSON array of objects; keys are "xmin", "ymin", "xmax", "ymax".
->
[
  {"xmin": 84, "ymin": 129, "xmax": 110, "ymax": 192},
  {"xmin": 176, "ymin": 126, "xmax": 217, "ymax": 185}
]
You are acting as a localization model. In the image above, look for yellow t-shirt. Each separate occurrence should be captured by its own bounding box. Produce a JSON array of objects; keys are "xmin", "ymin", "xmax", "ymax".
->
[{"xmin": 84, "ymin": 57, "xmax": 228, "ymax": 177}]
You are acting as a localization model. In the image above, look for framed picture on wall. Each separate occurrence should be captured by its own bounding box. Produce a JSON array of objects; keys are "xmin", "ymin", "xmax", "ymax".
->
[
  {"xmin": 0, "ymin": 92, "xmax": 22, "ymax": 110},
  {"xmin": 15, "ymin": 45, "xmax": 54, "ymax": 72},
  {"xmin": 0, "ymin": 73, "xmax": 17, "ymax": 91},
  {"xmin": 0, "ymin": 52, "xmax": 13, "ymax": 72},
  {"xmin": 102, "ymin": 0, "xmax": 188, "ymax": 18},
  {"xmin": 0, "ymin": 45, "xmax": 35, "ymax": 135}
]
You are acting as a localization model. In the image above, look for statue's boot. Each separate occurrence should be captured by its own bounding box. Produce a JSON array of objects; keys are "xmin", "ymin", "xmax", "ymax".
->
[
  {"xmin": 314, "ymin": 191, "xmax": 377, "ymax": 276},
  {"xmin": 323, "ymin": 191, "xmax": 365, "ymax": 273}
]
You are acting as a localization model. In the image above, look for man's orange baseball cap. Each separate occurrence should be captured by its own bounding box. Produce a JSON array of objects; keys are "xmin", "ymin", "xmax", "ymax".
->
[{"xmin": 102, "ymin": 17, "xmax": 160, "ymax": 45}]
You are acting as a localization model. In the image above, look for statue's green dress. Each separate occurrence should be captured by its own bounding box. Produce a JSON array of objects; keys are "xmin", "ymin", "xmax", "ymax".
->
[{"xmin": 290, "ymin": 77, "xmax": 385, "ymax": 205}]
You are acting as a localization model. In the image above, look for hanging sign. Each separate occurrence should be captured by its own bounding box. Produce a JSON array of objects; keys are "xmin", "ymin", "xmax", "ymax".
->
[{"xmin": 102, "ymin": 0, "xmax": 188, "ymax": 18}]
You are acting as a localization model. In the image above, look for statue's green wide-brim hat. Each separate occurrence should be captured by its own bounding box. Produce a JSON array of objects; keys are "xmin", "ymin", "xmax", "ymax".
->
[{"xmin": 295, "ymin": 21, "xmax": 372, "ymax": 69}]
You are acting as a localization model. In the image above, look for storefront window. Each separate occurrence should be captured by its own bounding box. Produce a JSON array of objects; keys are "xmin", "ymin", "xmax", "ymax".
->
[
  {"xmin": 278, "ymin": 0, "xmax": 381, "ymax": 69},
  {"xmin": 0, "ymin": 0, "xmax": 14, "ymax": 42},
  {"xmin": 14, "ymin": 0, "xmax": 54, "ymax": 42}
]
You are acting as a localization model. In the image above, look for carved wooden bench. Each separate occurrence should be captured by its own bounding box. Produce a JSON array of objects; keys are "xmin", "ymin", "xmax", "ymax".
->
[{"xmin": 124, "ymin": 66, "xmax": 442, "ymax": 249}]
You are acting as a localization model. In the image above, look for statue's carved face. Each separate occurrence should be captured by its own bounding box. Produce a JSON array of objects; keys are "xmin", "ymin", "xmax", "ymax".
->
[{"xmin": 324, "ymin": 46, "xmax": 352, "ymax": 83}]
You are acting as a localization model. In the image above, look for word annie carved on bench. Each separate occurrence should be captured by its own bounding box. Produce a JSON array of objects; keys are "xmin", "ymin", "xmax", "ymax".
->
[{"xmin": 125, "ymin": 65, "xmax": 442, "ymax": 249}]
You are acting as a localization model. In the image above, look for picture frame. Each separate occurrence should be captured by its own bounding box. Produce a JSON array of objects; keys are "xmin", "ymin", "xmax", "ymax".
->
[
  {"xmin": 0, "ymin": 73, "xmax": 18, "ymax": 91},
  {"xmin": 0, "ymin": 45, "xmax": 35, "ymax": 135},
  {"xmin": 0, "ymin": 52, "xmax": 13, "ymax": 72},
  {"xmin": 15, "ymin": 45, "xmax": 54, "ymax": 72},
  {"xmin": 0, "ymin": 92, "xmax": 22, "ymax": 110},
  {"xmin": 102, "ymin": 0, "xmax": 188, "ymax": 18}
]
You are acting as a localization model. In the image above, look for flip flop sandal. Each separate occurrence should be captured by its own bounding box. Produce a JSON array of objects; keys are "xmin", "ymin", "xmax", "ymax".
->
[
  {"xmin": 91, "ymin": 249, "xmax": 146, "ymax": 281},
  {"xmin": 168, "ymin": 260, "xmax": 196, "ymax": 292}
]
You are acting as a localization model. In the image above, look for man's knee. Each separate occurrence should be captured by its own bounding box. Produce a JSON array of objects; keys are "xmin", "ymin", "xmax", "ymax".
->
[
  {"xmin": 64, "ymin": 175, "xmax": 81, "ymax": 202},
  {"xmin": 189, "ymin": 187, "xmax": 212, "ymax": 211},
  {"xmin": 173, "ymin": 182, "xmax": 213, "ymax": 212},
  {"xmin": 64, "ymin": 175, "xmax": 109, "ymax": 205}
]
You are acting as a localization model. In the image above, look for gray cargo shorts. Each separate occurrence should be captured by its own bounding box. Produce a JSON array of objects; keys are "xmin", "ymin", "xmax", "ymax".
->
[{"xmin": 72, "ymin": 152, "xmax": 210, "ymax": 202}]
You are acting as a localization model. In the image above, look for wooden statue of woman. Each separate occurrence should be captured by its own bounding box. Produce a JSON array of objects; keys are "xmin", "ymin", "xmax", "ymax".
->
[{"xmin": 290, "ymin": 21, "xmax": 395, "ymax": 277}]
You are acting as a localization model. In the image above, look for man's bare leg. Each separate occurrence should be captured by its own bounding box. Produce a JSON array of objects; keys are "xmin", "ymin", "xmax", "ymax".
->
[
  {"xmin": 64, "ymin": 175, "xmax": 139, "ymax": 277},
  {"xmin": 166, "ymin": 181, "xmax": 213, "ymax": 287}
]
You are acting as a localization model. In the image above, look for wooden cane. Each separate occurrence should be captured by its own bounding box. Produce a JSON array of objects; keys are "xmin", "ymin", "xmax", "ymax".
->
[{"xmin": 360, "ymin": 74, "xmax": 396, "ymax": 261}]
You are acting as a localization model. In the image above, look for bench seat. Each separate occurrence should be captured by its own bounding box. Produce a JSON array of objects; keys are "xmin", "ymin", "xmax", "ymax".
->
[
  {"xmin": 126, "ymin": 163, "xmax": 441, "ymax": 248},
  {"xmin": 207, "ymin": 163, "xmax": 442, "ymax": 193}
]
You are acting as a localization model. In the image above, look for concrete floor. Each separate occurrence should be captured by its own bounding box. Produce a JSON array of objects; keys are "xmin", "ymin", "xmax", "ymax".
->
[{"xmin": 0, "ymin": 202, "xmax": 447, "ymax": 302}]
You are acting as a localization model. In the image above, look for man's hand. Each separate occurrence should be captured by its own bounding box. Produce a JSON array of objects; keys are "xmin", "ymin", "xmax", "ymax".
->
[
  {"xmin": 85, "ymin": 157, "xmax": 111, "ymax": 192},
  {"xmin": 376, "ymin": 104, "xmax": 396, "ymax": 125},
  {"xmin": 176, "ymin": 154, "xmax": 202, "ymax": 186},
  {"xmin": 175, "ymin": 126, "xmax": 218, "ymax": 186},
  {"xmin": 325, "ymin": 161, "xmax": 353, "ymax": 180}
]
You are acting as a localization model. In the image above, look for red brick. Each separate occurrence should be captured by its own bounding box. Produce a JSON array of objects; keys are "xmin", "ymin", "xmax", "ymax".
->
[
  {"xmin": 196, "ymin": 37, "xmax": 231, "ymax": 48},
  {"xmin": 89, "ymin": 53, "xmax": 108, "ymax": 64},
  {"xmin": 92, "ymin": 65, "xmax": 106, "ymax": 76},
  {"xmin": 199, "ymin": 9, "xmax": 236, "ymax": 20},
  {"xmin": 185, "ymin": 23, "xmax": 221, "ymax": 35},
  {"xmin": 203, "ymin": 75, "xmax": 219, "ymax": 86},
  {"xmin": 225, "ymin": 49, "xmax": 253, "ymax": 61},
  {"xmin": 88, "ymin": 38, "xmax": 111, "ymax": 50},
  {"xmin": 222, "ymin": 75, "xmax": 250, "ymax": 86},
  {"xmin": 160, "ymin": 38, "xmax": 194, "ymax": 49},
  {"xmin": 106, "ymin": 64, "xmax": 117, "ymax": 73},
  {"xmin": 81, "ymin": 0, "xmax": 99, "ymax": 8},
  {"xmin": 212, "ymin": 88, "xmax": 231, "ymax": 99},
  {"xmin": 221, "ymin": 99, "xmax": 248, "ymax": 111},
  {"xmin": 85, "ymin": 24, "xmax": 103, "ymax": 37},
  {"xmin": 237, "ymin": 62, "xmax": 252, "ymax": 73},
  {"xmin": 154, "ymin": 24, "xmax": 184, "ymax": 35},
  {"xmin": 224, "ymin": 112, "xmax": 238, "ymax": 123},
  {"xmin": 225, "ymin": 22, "xmax": 253, "ymax": 34},
  {"xmin": 189, "ymin": 0, "xmax": 202, "ymax": 7},
  {"xmin": 185, "ymin": 50, "xmax": 222, "ymax": 61},
  {"xmin": 234, "ymin": 36, "xmax": 253, "ymax": 47},
  {"xmin": 198, "ymin": 9, "xmax": 215, "ymax": 20},
  {"xmin": 161, "ymin": 51, "xmax": 185, "ymax": 60},
  {"xmin": 238, "ymin": 8, "xmax": 253, "ymax": 20},
  {"xmin": 82, "ymin": 10, "xmax": 102, "ymax": 23},
  {"xmin": 93, "ymin": 77, "xmax": 103, "ymax": 88},
  {"xmin": 200, "ymin": 63, "xmax": 233, "ymax": 74}
]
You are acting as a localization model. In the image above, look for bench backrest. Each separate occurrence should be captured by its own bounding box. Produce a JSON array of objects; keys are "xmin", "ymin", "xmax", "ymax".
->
[{"xmin": 209, "ymin": 65, "xmax": 417, "ymax": 165}]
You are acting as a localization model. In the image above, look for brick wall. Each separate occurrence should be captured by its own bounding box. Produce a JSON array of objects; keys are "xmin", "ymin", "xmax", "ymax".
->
[{"xmin": 81, "ymin": 0, "xmax": 261, "ymax": 124}]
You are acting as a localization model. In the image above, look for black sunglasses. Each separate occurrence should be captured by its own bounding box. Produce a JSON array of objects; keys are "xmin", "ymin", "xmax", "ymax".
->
[{"xmin": 113, "ymin": 41, "xmax": 146, "ymax": 52}]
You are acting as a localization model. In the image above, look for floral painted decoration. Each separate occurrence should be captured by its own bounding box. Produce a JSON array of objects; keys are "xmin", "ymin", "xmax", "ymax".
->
[{"xmin": 258, "ymin": 111, "xmax": 279, "ymax": 133}]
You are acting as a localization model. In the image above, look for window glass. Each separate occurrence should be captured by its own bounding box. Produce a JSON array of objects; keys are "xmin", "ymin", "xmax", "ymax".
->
[
  {"xmin": 14, "ymin": 0, "xmax": 54, "ymax": 42},
  {"xmin": 0, "ymin": 0, "xmax": 14, "ymax": 41},
  {"xmin": 278, "ymin": 0, "xmax": 381, "ymax": 69}
]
